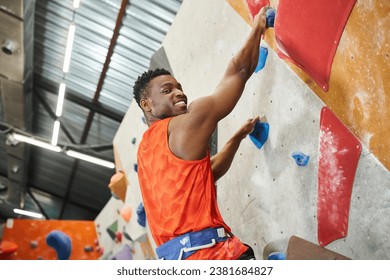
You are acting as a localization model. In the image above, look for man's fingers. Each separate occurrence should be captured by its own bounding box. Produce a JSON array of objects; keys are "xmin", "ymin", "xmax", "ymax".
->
[{"xmin": 252, "ymin": 116, "xmax": 260, "ymax": 124}]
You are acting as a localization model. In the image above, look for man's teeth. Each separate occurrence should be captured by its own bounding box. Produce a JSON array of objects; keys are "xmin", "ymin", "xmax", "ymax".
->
[{"xmin": 175, "ymin": 101, "xmax": 186, "ymax": 105}]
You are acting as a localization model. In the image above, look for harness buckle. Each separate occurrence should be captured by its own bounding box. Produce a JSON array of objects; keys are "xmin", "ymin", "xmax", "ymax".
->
[{"xmin": 177, "ymin": 238, "xmax": 217, "ymax": 260}]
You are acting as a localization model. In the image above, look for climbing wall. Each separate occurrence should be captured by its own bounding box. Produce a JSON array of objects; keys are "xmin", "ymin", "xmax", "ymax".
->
[
  {"xmin": 0, "ymin": 219, "xmax": 100, "ymax": 260},
  {"xmin": 227, "ymin": 0, "xmax": 390, "ymax": 171},
  {"xmin": 160, "ymin": 0, "xmax": 390, "ymax": 259},
  {"xmin": 106, "ymin": 0, "xmax": 389, "ymax": 259}
]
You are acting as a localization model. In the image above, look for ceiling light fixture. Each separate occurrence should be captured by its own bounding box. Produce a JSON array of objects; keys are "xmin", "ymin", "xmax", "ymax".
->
[
  {"xmin": 13, "ymin": 208, "xmax": 43, "ymax": 219},
  {"xmin": 13, "ymin": 133, "xmax": 62, "ymax": 152},
  {"xmin": 63, "ymin": 23, "xmax": 76, "ymax": 73},
  {"xmin": 73, "ymin": 0, "xmax": 80, "ymax": 9},
  {"xmin": 51, "ymin": 120, "xmax": 61, "ymax": 146},
  {"xmin": 65, "ymin": 150, "xmax": 115, "ymax": 169},
  {"xmin": 9, "ymin": 134, "xmax": 115, "ymax": 168},
  {"xmin": 56, "ymin": 83, "xmax": 66, "ymax": 117}
]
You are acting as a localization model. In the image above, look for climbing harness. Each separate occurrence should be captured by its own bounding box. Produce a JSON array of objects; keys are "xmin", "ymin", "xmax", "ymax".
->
[{"xmin": 156, "ymin": 227, "xmax": 230, "ymax": 260}]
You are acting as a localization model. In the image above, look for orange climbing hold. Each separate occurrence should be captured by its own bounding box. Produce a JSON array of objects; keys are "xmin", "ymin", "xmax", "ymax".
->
[
  {"xmin": 108, "ymin": 171, "xmax": 127, "ymax": 202},
  {"xmin": 120, "ymin": 205, "xmax": 132, "ymax": 223}
]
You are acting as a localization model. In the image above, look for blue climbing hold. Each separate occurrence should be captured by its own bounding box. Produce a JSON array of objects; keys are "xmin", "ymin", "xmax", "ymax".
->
[
  {"xmin": 136, "ymin": 202, "xmax": 146, "ymax": 227},
  {"xmin": 131, "ymin": 137, "xmax": 136, "ymax": 145},
  {"xmin": 133, "ymin": 163, "xmax": 138, "ymax": 173},
  {"xmin": 46, "ymin": 230, "xmax": 72, "ymax": 260},
  {"xmin": 255, "ymin": 46, "xmax": 268, "ymax": 73},
  {"xmin": 292, "ymin": 152, "xmax": 310, "ymax": 166},
  {"xmin": 265, "ymin": 8, "xmax": 276, "ymax": 28},
  {"xmin": 141, "ymin": 116, "xmax": 147, "ymax": 124},
  {"xmin": 249, "ymin": 122, "xmax": 269, "ymax": 149},
  {"xmin": 267, "ymin": 252, "xmax": 286, "ymax": 260}
]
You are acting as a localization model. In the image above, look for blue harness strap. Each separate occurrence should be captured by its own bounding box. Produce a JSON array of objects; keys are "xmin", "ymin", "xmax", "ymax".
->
[{"xmin": 156, "ymin": 227, "xmax": 229, "ymax": 260}]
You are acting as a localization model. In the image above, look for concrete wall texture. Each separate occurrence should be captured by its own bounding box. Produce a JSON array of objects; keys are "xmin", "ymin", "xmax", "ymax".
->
[{"xmin": 107, "ymin": 0, "xmax": 389, "ymax": 259}]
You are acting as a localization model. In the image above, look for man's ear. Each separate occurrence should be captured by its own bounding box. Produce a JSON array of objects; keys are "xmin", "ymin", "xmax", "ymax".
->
[{"xmin": 140, "ymin": 98, "xmax": 151, "ymax": 112}]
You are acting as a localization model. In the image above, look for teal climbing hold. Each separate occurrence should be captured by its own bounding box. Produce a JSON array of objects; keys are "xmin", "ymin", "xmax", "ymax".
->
[
  {"xmin": 249, "ymin": 122, "xmax": 269, "ymax": 149},
  {"xmin": 123, "ymin": 231, "xmax": 133, "ymax": 241},
  {"xmin": 106, "ymin": 220, "xmax": 118, "ymax": 240}
]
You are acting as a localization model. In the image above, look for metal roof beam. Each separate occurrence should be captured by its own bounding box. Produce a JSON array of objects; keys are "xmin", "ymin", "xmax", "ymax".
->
[
  {"xmin": 34, "ymin": 88, "xmax": 77, "ymax": 144},
  {"xmin": 34, "ymin": 76, "xmax": 124, "ymax": 122},
  {"xmin": 80, "ymin": 0, "xmax": 129, "ymax": 144}
]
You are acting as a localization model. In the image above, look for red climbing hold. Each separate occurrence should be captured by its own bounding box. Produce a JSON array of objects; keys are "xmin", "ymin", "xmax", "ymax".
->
[
  {"xmin": 317, "ymin": 106, "xmax": 362, "ymax": 246},
  {"xmin": 115, "ymin": 231, "xmax": 123, "ymax": 243},
  {"xmin": 274, "ymin": 0, "xmax": 356, "ymax": 91},
  {"xmin": 245, "ymin": 0, "xmax": 270, "ymax": 20},
  {"xmin": 0, "ymin": 240, "xmax": 18, "ymax": 256}
]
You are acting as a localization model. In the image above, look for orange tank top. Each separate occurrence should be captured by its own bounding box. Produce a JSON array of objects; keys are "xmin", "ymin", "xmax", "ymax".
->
[{"xmin": 137, "ymin": 117, "xmax": 248, "ymax": 259}]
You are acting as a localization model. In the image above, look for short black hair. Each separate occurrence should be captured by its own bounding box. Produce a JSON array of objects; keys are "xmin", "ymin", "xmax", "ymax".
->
[{"xmin": 133, "ymin": 68, "xmax": 171, "ymax": 108}]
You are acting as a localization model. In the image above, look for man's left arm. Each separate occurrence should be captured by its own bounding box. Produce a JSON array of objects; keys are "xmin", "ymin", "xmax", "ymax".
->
[{"xmin": 211, "ymin": 117, "xmax": 259, "ymax": 182}]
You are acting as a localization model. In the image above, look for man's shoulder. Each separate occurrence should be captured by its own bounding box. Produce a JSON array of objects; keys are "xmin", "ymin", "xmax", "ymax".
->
[{"xmin": 168, "ymin": 113, "xmax": 190, "ymax": 129}]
